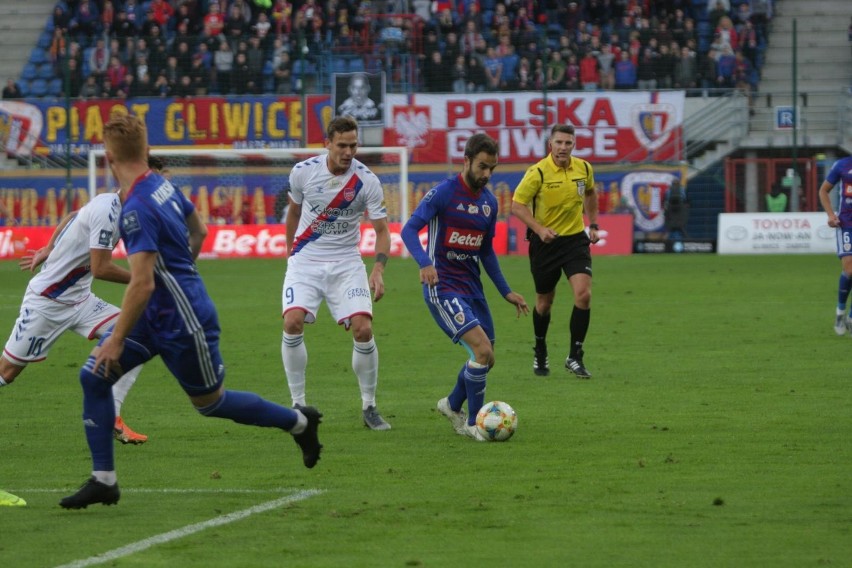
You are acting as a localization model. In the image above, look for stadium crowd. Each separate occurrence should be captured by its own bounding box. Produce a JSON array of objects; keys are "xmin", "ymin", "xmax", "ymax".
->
[{"xmin": 5, "ymin": 0, "xmax": 772, "ymax": 99}]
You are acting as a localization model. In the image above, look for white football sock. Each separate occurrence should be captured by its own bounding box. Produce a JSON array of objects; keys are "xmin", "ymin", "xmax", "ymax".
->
[
  {"xmin": 352, "ymin": 338, "xmax": 378, "ymax": 410},
  {"xmin": 112, "ymin": 365, "xmax": 143, "ymax": 416},
  {"xmin": 282, "ymin": 332, "xmax": 308, "ymax": 406}
]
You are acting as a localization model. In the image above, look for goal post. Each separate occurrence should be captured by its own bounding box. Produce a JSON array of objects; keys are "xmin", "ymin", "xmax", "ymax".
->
[{"xmin": 87, "ymin": 146, "xmax": 410, "ymax": 228}]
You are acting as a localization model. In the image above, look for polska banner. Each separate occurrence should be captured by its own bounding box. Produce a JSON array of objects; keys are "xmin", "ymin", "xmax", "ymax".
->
[{"xmin": 384, "ymin": 91, "xmax": 685, "ymax": 164}]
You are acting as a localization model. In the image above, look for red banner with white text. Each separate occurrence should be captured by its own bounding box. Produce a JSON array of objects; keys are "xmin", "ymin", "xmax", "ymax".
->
[{"xmin": 383, "ymin": 91, "xmax": 684, "ymax": 164}]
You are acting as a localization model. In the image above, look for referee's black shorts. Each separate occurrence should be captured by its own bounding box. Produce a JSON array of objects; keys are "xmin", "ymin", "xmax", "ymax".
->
[{"xmin": 528, "ymin": 232, "xmax": 592, "ymax": 294}]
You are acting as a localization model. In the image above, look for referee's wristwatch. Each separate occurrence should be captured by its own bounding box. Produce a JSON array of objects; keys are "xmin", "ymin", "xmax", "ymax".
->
[{"xmin": 589, "ymin": 223, "xmax": 599, "ymax": 230}]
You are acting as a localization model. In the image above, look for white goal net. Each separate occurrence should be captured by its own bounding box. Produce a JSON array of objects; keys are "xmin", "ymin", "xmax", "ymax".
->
[{"xmin": 87, "ymin": 147, "xmax": 409, "ymax": 227}]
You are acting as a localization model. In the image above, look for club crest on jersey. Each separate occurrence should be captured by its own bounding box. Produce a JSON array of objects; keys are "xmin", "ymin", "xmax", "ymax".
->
[
  {"xmin": 454, "ymin": 311, "xmax": 466, "ymax": 325},
  {"xmin": 467, "ymin": 204, "xmax": 479, "ymax": 214},
  {"xmin": 344, "ymin": 186, "xmax": 356, "ymax": 201},
  {"xmin": 482, "ymin": 204, "xmax": 491, "ymax": 216},
  {"xmin": 575, "ymin": 180, "xmax": 586, "ymax": 197},
  {"xmin": 844, "ymin": 183, "xmax": 852, "ymax": 197},
  {"xmin": 121, "ymin": 211, "xmax": 141, "ymax": 234}
]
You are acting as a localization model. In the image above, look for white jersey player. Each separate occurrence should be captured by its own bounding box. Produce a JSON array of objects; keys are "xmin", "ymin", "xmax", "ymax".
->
[
  {"xmin": 1, "ymin": 192, "xmax": 147, "ymax": 444},
  {"xmin": 282, "ymin": 116, "xmax": 393, "ymax": 430}
]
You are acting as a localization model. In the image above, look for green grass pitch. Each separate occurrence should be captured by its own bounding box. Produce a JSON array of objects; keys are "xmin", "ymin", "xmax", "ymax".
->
[{"xmin": 0, "ymin": 254, "xmax": 850, "ymax": 567}]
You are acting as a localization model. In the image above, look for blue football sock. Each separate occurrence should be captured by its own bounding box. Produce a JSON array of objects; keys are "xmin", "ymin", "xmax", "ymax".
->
[
  {"xmin": 447, "ymin": 364, "xmax": 467, "ymax": 411},
  {"xmin": 839, "ymin": 273, "xmax": 852, "ymax": 311},
  {"xmin": 196, "ymin": 390, "xmax": 298, "ymax": 431},
  {"xmin": 80, "ymin": 361, "xmax": 116, "ymax": 472},
  {"xmin": 463, "ymin": 361, "xmax": 488, "ymax": 426}
]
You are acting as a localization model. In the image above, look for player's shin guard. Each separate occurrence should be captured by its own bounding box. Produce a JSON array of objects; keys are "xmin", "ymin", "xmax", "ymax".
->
[
  {"xmin": 838, "ymin": 272, "xmax": 852, "ymax": 310},
  {"xmin": 569, "ymin": 306, "xmax": 591, "ymax": 358},
  {"xmin": 80, "ymin": 362, "xmax": 117, "ymax": 472},
  {"xmin": 282, "ymin": 332, "xmax": 308, "ymax": 406},
  {"xmin": 196, "ymin": 390, "xmax": 298, "ymax": 431},
  {"xmin": 352, "ymin": 338, "xmax": 378, "ymax": 409},
  {"xmin": 462, "ymin": 361, "xmax": 488, "ymax": 426}
]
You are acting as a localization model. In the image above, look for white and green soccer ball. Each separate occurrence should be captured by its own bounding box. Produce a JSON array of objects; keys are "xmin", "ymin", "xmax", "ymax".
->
[{"xmin": 475, "ymin": 401, "xmax": 517, "ymax": 441}]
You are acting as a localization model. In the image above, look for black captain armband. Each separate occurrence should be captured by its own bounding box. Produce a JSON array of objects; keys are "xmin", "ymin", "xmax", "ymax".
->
[
  {"xmin": 589, "ymin": 224, "xmax": 600, "ymax": 230},
  {"xmin": 376, "ymin": 253, "xmax": 389, "ymax": 266}
]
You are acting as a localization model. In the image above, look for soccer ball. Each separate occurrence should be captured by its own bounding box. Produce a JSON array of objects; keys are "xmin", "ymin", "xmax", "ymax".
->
[{"xmin": 475, "ymin": 401, "xmax": 518, "ymax": 441}]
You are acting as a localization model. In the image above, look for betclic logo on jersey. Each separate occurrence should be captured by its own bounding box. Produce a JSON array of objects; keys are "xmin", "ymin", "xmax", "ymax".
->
[{"xmin": 445, "ymin": 227, "xmax": 484, "ymax": 250}]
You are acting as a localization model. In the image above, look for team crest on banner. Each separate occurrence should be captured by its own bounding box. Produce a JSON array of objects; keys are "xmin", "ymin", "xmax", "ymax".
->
[
  {"xmin": 620, "ymin": 171, "xmax": 679, "ymax": 232},
  {"xmin": 631, "ymin": 103, "xmax": 675, "ymax": 151},
  {"xmin": 454, "ymin": 312, "xmax": 466, "ymax": 325}
]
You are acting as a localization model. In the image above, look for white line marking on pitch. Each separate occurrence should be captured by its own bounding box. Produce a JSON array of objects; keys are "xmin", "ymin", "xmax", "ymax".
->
[
  {"xmin": 52, "ymin": 489, "xmax": 323, "ymax": 568},
  {"xmin": 12, "ymin": 487, "xmax": 306, "ymax": 494}
]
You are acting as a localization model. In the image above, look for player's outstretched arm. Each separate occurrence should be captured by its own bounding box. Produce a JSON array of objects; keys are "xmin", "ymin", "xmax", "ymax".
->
[{"xmin": 19, "ymin": 211, "xmax": 78, "ymax": 272}]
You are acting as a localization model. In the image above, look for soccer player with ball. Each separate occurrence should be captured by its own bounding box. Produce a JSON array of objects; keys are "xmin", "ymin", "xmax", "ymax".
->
[{"xmin": 401, "ymin": 133, "xmax": 528, "ymax": 442}]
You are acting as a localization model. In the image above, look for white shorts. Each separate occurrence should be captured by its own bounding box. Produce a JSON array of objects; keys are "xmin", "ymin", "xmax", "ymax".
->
[
  {"xmin": 282, "ymin": 255, "xmax": 372, "ymax": 328},
  {"xmin": 2, "ymin": 291, "xmax": 120, "ymax": 366}
]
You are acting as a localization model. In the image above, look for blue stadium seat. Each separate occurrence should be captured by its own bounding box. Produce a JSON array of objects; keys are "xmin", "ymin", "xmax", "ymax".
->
[
  {"xmin": 18, "ymin": 80, "xmax": 31, "ymax": 97},
  {"xmin": 30, "ymin": 79, "xmax": 48, "ymax": 97},
  {"xmin": 37, "ymin": 64, "xmax": 55, "ymax": 80},
  {"xmin": 347, "ymin": 58, "xmax": 365, "ymax": 72},
  {"xmin": 29, "ymin": 48, "xmax": 49, "ymax": 65},
  {"xmin": 48, "ymin": 77, "xmax": 63, "ymax": 97},
  {"xmin": 21, "ymin": 63, "xmax": 38, "ymax": 81},
  {"xmin": 332, "ymin": 58, "xmax": 347, "ymax": 74},
  {"xmin": 37, "ymin": 31, "xmax": 52, "ymax": 50}
]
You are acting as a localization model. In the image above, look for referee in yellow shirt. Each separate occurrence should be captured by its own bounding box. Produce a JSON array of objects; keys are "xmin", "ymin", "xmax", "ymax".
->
[{"xmin": 511, "ymin": 124, "xmax": 599, "ymax": 378}]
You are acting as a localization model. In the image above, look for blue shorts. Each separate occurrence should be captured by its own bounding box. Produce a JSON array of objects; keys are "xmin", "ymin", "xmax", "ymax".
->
[
  {"xmin": 425, "ymin": 294, "xmax": 494, "ymax": 344},
  {"xmin": 836, "ymin": 227, "xmax": 852, "ymax": 257},
  {"xmin": 100, "ymin": 318, "xmax": 225, "ymax": 397}
]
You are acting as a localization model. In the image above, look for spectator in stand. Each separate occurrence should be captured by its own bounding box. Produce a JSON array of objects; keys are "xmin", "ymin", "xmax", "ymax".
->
[
  {"xmin": 451, "ymin": 54, "xmax": 469, "ymax": 93},
  {"xmin": 73, "ymin": 0, "xmax": 101, "ymax": 41},
  {"xmin": 123, "ymin": 0, "xmax": 144, "ymax": 33},
  {"xmin": 246, "ymin": 37, "xmax": 265, "ymax": 93},
  {"xmin": 173, "ymin": 2, "xmax": 201, "ymax": 37},
  {"xmin": 112, "ymin": 9, "xmax": 134, "ymax": 42},
  {"xmin": 461, "ymin": 20, "xmax": 484, "ymax": 58},
  {"xmin": 213, "ymin": 40, "xmax": 233, "ymax": 94},
  {"xmin": 737, "ymin": 19, "xmax": 759, "ymax": 68},
  {"xmin": 580, "ymin": 50, "xmax": 601, "ymax": 90},
  {"xmin": 565, "ymin": 54, "xmax": 580, "ymax": 90},
  {"xmin": 149, "ymin": 0, "xmax": 174, "ymax": 30},
  {"xmin": 101, "ymin": 0, "xmax": 115, "ymax": 38},
  {"xmin": 636, "ymin": 46, "xmax": 657, "ymax": 90},
  {"xmin": 698, "ymin": 48, "xmax": 718, "ymax": 89},
  {"xmin": 750, "ymin": 0, "xmax": 771, "ymax": 42},
  {"xmin": 614, "ymin": 50, "xmax": 637, "ymax": 89},
  {"xmin": 231, "ymin": 51, "xmax": 253, "ymax": 95},
  {"xmin": 49, "ymin": 28, "xmax": 67, "ymax": 68},
  {"xmin": 88, "ymin": 38, "xmax": 110, "ymax": 84},
  {"xmin": 500, "ymin": 45, "xmax": 520, "ymax": 90},
  {"xmin": 673, "ymin": 45, "xmax": 697, "ymax": 90},
  {"xmin": 2, "ymin": 79, "xmax": 22, "ymax": 100},
  {"xmin": 466, "ymin": 54, "xmax": 487, "ymax": 92},
  {"xmin": 444, "ymin": 31, "xmax": 462, "ymax": 64},
  {"xmin": 424, "ymin": 51, "xmax": 452, "ymax": 93},
  {"xmin": 715, "ymin": 16, "xmax": 738, "ymax": 52},
  {"xmin": 483, "ymin": 46, "xmax": 503, "ymax": 91},
  {"xmin": 189, "ymin": 53, "xmax": 210, "ymax": 95},
  {"xmin": 79, "ymin": 74, "xmax": 100, "ymax": 99},
  {"xmin": 708, "ymin": 1, "xmax": 729, "ymax": 31},
  {"xmin": 152, "ymin": 69, "xmax": 171, "ymax": 96},
  {"xmin": 274, "ymin": 51, "xmax": 292, "ymax": 94},
  {"xmin": 733, "ymin": 49, "xmax": 755, "ymax": 112},
  {"xmin": 655, "ymin": 43, "xmax": 676, "ymax": 89},
  {"xmin": 52, "ymin": 4, "xmax": 70, "ymax": 33},
  {"xmin": 224, "ymin": 4, "xmax": 248, "ymax": 44},
  {"xmin": 106, "ymin": 56, "xmax": 128, "ymax": 91},
  {"xmin": 516, "ymin": 56, "xmax": 533, "ymax": 91},
  {"xmin": 203, "ymin": 2, "xmax": 226, "ymax": 45},
  {"xmin": 271, "ymin": 0, "xmax": 293, "ymax": 38},
  {"xmin": 66, "ymin": 57, "xmax": 83, "ymax": 97},
  {"xmin": 174, "ymin": 40, "xmax": 193, "ymax": 75},
  {"xmin": 715, "ymin": 46, "xmax": 736, "ymax": 88},
  {"xmin": 140, "ymin": 8, "xmax": 164, "ymax": 40},
  {"xmin": 597, "ymin": 43, "xmax": 616, "ymax": 89},
  {"xmin": 546, "ymin": 50, "xmax": 567, "ymax": 90}
]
